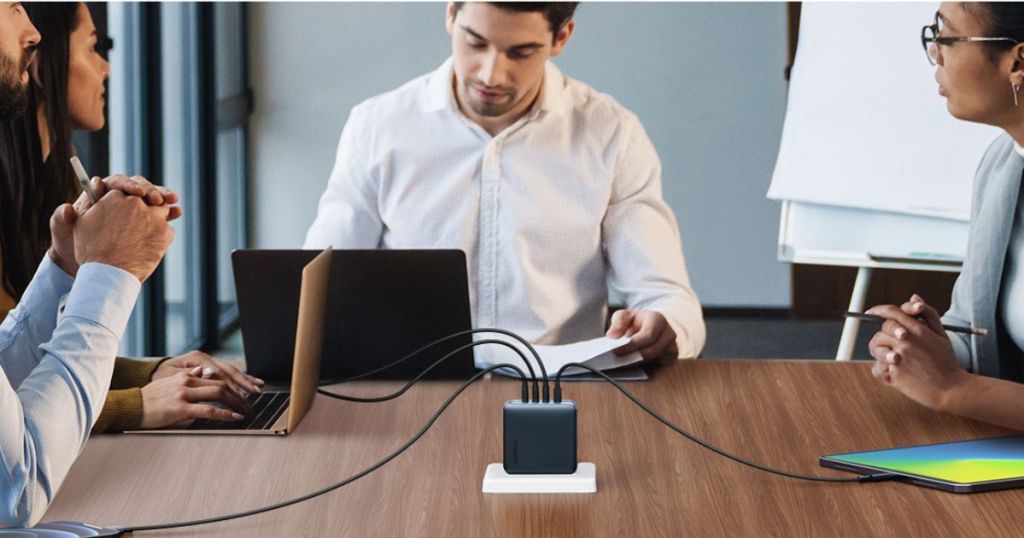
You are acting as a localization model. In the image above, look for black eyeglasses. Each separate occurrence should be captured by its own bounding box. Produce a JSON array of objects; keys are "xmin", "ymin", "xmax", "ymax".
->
[{"xmin": 921, "ymin": 12, "xmax": 1019, "ymax": 65}]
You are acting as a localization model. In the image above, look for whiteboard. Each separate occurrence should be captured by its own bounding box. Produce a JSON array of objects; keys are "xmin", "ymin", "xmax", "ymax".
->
[
  {"xmin": 768, "ymin": 3, "xmax": 1000, "ymax": 228},
  {"xmin": 778, "ymin": 200, "xmax": 966, "ymax": 272}
]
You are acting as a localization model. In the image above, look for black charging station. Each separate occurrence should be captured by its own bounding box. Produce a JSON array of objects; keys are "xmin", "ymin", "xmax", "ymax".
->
[{"xmin": 503, "ymin": 400, "xmax": 578, "ymax": 475}]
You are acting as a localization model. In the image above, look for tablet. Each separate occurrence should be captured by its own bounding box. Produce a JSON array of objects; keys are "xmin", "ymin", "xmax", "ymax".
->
[{"xmin": 820, "ymin": 435, "xmax": 1024, "ymax": 493}]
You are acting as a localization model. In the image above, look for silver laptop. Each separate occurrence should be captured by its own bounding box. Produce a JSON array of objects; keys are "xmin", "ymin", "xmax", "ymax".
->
[{"xmin": 127, "ymin": 247, "xmax": 331, "ymax": 436}]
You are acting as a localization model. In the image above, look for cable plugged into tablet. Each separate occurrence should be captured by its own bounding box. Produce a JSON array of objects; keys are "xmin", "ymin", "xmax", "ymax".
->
[
  {"xmin": 54, "ymin": 328, "xmax": 904, "ymax": 534},
  {"xmin": 858, "ymin": 473, "xmax": 900, "ymax": 483},
  {"xmin": 553, "ymin": 362, "xmax": 872, "ymax": 484}
]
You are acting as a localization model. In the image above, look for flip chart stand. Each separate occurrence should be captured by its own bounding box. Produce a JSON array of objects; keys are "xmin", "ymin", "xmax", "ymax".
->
[
  {"xmin": 837, "ymin": 266, "xmax": 873, "ymax": 361},
  {"xmin": 777, "ymin": 201, "xmax": 964, "ymax": 361}
]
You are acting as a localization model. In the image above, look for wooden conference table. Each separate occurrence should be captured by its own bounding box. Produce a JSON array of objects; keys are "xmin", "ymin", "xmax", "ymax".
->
[{"xmin": 43, "ymin": 359, "xmax": 1024, "ymax": 537}]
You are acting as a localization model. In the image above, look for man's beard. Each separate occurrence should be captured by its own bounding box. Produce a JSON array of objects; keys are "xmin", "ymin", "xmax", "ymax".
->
[
  {"xmin": 463, "ymin": 79, "xmax": 519, "ymax": 118},
  {"xmin": 0, "ymin": 49, "xmax": 31, "ymax": 121},
  {"xmin": 468, "ymin": 99, "xmax": 516, "ymax": 118}
]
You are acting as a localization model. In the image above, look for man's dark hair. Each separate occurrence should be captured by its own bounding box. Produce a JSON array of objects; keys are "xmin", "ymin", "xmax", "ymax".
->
[{"xmin": 452, "ymin": 2, "xmax": 579, "ymax": 35}]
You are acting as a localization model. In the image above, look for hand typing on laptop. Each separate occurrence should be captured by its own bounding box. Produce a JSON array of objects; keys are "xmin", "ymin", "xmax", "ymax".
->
[
  {"xmin": 151, "ymin": 351, "xmax": 263, "ymax": 396},
  {"xmin": 138, "ymin": 365, "xmax": 255, "ymax": 429},
  {"xmin": 128, "ymin": 248, "xmax": 333, "ymax": 436}
]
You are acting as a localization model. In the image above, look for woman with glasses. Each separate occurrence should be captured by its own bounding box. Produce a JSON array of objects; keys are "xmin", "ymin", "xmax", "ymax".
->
[{"xmin": 867, "ymin": 2, "xmax": 1024, "ymax": 430}]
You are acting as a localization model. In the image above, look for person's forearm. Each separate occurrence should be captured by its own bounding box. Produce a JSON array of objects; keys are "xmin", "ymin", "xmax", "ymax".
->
[
  {"xmin": 0, "ymin": 255, "xmax": 74, "ymax": 387},
  {"xmin": 658, "ymin": 308, "xmax": 705, "ymax": 359},
  {"xmin": 939, "ymin": 372, "xmax": 1024, "ymax": 431},
  {"xmin": 0, "ymin": 263, "xmax": 139, "ymax": 528},
  {"xmin": 674, "ymin": 300, "xmax": 705, "ymax": 359},
  {"xmin": 0, "ymin": 316, "xmax": 121, "ymax": 527}
]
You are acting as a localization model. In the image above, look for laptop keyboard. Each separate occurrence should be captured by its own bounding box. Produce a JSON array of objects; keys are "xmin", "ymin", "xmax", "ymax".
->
[{"xmin": 188, "ymin": 391, "xmax": 290, "ymax": 431}]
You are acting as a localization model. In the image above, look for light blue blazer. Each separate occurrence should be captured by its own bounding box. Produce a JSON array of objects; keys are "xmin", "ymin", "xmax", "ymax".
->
[{"xmin": 944, "ymin": 133, "xmax": 1024, "ymax": 381}]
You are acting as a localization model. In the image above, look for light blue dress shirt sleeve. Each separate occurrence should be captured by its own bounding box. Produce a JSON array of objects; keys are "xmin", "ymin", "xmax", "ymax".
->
[
  {"xmin": 0, "ymin": 255, "xmax": 74, "ymax": 387},
  {"xmin": 0, "ymin": 256, "xmax": 140, "ymax": 528}
]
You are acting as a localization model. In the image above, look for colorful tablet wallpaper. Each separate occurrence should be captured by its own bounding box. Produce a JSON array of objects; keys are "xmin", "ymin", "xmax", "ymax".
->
[{"xmin": 827, "ymin": 435, "xmax": 1024, "ymax": 484}]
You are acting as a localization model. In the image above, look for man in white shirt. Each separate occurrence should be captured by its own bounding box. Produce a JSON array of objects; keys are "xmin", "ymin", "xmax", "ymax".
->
[{"xmin": 305, "ymin": 2, "xmax": 705, "ymax": 362}]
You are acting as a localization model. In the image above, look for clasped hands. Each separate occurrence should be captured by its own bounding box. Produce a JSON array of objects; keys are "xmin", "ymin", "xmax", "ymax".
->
[
  {"xmin": 867, "ymin": 294, "xmax": 967, "ymax": 411},
  {"xmin": 48, "ymin": 174, "xmax": 181, "ymax": 282},
  {"xmin": 45, "ymin": 173, "xmax": 264, "ymax": 428}
]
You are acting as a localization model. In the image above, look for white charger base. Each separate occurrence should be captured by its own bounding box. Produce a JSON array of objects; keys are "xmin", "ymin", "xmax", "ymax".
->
[{"xmin": 482, "ymin": 462, "xmax": 596, "ymax": 493}]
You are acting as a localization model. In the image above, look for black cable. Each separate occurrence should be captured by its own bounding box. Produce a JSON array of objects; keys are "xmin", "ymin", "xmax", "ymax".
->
[
  {"xmin": 552, "ymin": 363, "xmax": 872, "ymax": 484},
  {"xmin": 119, "ymin": 351, "xmax": 893, "ymax": 533},
  {"xmin": 122, "ymin": 363, "xmax": 527, "ymax": 533},
  {"xmin": 333, "ymin": 328, "xmax": 549, "ymax": 402},
  {"xmin": 318, "ymin": 339, "xmax": 531, "ymax": 403},
  {"xmin": 859, "ymin": 473, "xmax": 899, "ymax": 482}
]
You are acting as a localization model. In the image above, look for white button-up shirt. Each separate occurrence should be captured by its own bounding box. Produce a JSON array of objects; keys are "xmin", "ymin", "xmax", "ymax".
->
[{"xmin": 305, "ymin": 59, "xmax": 705, "ymax": 362}]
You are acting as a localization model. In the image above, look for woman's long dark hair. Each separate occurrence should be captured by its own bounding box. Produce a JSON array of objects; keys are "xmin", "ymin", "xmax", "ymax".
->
[{"xmin": 0, "ymin": 3, "xmax": 81, "ymax": 301}]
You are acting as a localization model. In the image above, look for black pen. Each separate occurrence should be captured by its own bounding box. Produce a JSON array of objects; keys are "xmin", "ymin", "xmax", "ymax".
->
[{"xmin": 843, "ymin": 311, "xmax": 988, "ymax": 336}]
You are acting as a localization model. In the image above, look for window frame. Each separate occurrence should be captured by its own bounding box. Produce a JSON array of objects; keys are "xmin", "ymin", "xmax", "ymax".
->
[{"xmin": 107, "ymin": 2, "xmax": 252, "ymax": 356}]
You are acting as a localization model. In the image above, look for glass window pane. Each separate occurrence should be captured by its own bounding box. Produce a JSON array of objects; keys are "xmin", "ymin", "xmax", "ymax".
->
[
  {"xmin": 161, "ymin": 3, "xmax": 203, "ymax": 354},
  {"xmin": 215, "ymin": 3, "xmax": 244, "ymax": 100},
  {"xmin": 217, "ymin": 127, "xmax": 246, "ymax": 322},
  {"xmin": 214, "ymin": 3, "xmax": 249, "ymax": 331},
  {"xmin": 108, "ymin": 3, "xmax": 146, "ymax": 357},
  {"xmin": 102, "ymin": 3, "xmax": 250, "ymax": 355}
]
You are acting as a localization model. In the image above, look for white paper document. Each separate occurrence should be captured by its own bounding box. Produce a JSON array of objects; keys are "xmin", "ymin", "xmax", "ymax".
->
[{"xmin": 482, "ymin": 336, "xmax": 646, "ymax": 378}]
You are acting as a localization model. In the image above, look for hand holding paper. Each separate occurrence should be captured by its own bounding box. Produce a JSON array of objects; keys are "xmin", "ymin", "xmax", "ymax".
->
[
  {"xmin": 606, "ymin": 309, "xmax": 679, "ymax": 360},
  {"xmin": 482, "ymin": 336, "xmax": 647, "ymax": 378}
]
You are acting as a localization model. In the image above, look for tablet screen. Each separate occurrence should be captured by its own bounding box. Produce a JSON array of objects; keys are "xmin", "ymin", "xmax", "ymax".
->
[{"xmin": 826, "ymin": 435, "xmax": 1024, "ymax": 484}]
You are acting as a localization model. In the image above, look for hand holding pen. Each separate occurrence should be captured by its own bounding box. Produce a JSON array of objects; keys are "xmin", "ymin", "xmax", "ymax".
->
[
  {"xmin": 47, "ymin": 158, "xmax": 184, "ymax": 277},
  {"xmin": 70, "ymin": 156, "xmax": 184, "ymax": 220},
  {"xmin": 865, "ymin": 294, "xmax": 970, "ymax": 410},
  {"xmin": 843, "ymin": 311, "xmax": 986, "ymax": 336}
]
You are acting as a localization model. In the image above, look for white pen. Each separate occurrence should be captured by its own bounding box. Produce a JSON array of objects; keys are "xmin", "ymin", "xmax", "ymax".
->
[{"xmin": 69, "ymin": 156, "xmax": 98, "ymax": 203}]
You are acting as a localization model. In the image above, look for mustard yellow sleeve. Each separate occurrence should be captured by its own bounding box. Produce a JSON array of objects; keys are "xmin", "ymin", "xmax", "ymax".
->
[
  {"xmin": 92, "ymin": 388, "xmax": 144, "ymax": 433},
  {"xmin": 109, "ymin": 356, "xmax": 167, "ymax": 389},
  {"xmin": 93, "ymin": 358, "xmax": 169, "ymax": 433},
  {"xmin": 0, "ymin": 289, "xmax": 15, "ymax": 321},
  {"xmin": 0, "ymin": 250, "xmax": 18, "ymax": 319}
]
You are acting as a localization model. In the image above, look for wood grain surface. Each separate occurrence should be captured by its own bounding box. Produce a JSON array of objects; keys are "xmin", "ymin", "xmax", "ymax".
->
[{"xmin": 42, "ymin": 360, "xmax": 1023, "ymax": 537}]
